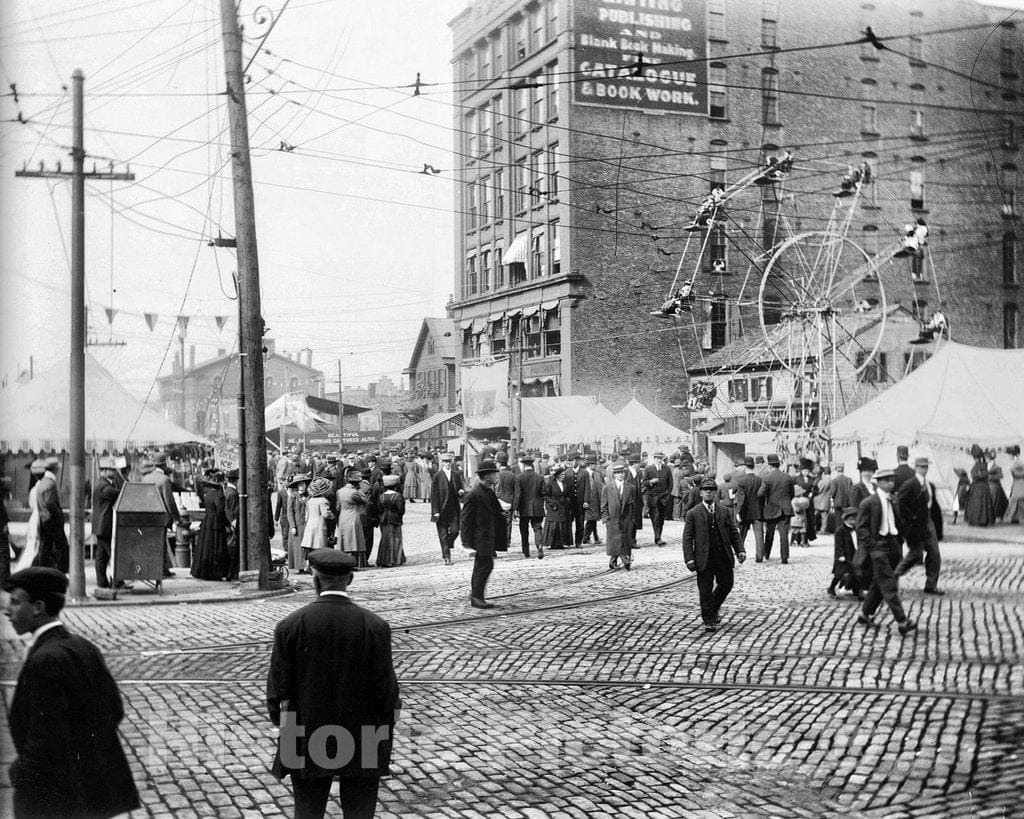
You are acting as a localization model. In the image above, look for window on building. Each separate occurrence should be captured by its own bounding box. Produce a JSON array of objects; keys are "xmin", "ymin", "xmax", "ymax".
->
[
  {"xmin": 1006, "ymin": 231, "xmax": 1018, "ymax": 285},
  {"xmin": 492, "ymin": 96, "xmax": 504, "ymax": 150},
  {"xmin": 462, "ymin": 327, "xmax": 475, "ymax": 360},
  {"xmin": 439, "ymin": 368, "xmax": 448, "ymax": 397},
  {"xmin": 510, "ymin": 238, "xmax": 527, "ymax": 285},
  {"xmin": 479, "ymin": 103, "xmax": 491, "ymax": 155},
  {"xmin": 910, "ymin": 170, "xmax": 926, "ymax": 210},
  {"xmin": 530, "ymin": 3, "xmax": 545, "ymax": 52},
  {"xmin": 515, "ymin": 158, "xmax": 528, "ymax": 212},
  {"xmin": 860, "ymin": 4, "xmax": 878, "ymax": 60},
  {"xmin": 532, "ymin": 71, "xmax": 544, "ymax": 129},
  {"xmin": 466, "ymin": 182, "xmax": 478, "ymax": 229},
  {"xmin": 466, "ymin": 255, "xmax": 477, "ymax": 295},
  {"xmin": 466, "ymin": 111, "xmax": 477, "ymax": 159},
  {"xmin": 543, "ymin": 306, "xmax": 561, "ymax": 356},
  {"xmin": 481, "ymin": 249, "xmax": 491, "ymax": 292},
  {"xmin": 709, "ymin": 152, "xmax": 727, "ymax": 192},
  {"xmin": 707, "ymin": 224, "xmax": 727, "ymax": 271},
  {"xmin": 710, "ymin": 301, "xmax": 728, "ymax": 349},
  {"xmin": 493, "ymin": 30, "xmax": 505, "ymax": 75},
  {"xmin": 427, "ymin": 337, "xmax": 435, "ymax": 355},
  {"xmin": 762, "ymin": 19, "xmax": 777, "ymax": 48},
  {"xmin": 903, "ymin": 350, "xmax": 930, "ymax": 373},
  {"xmin": 856, "ymin": 350, "xmax": 888, "ymax": 383},
  {"xmin": 494, "ymin": 245, "xmax": 504, "ymax": 288},
  {"xmin": 709, "ymin": 63, "xmax": 727, "ymax": 118},
  {"xmin": 478, "ymin": 177, "xmax": 489, "ymax": 223},
  {"xmin": 547, "ymin": 143, "xmax": 559, "ymax": 199},
  {"xmin": 762, "ymin": 69, "xmax": 780, "ymax": 125},
  {"xmin": 1005, "ymin": 303, "xmax": 1019, "ymax": 348},
  {"xmin": 750, "ymin": 375, "xmax": 774, "ymax": 401},
  {"xmin": 265, "ymin": 375, "xmax": 274, "ymax": 390},
  {"xmin": 288, "ymin": 376, "xmax": 299, "ymax": 390},
  {"xmin": 550, "ymin": 221, "xmax": 560, "ymax": 274},
  {"xmin": 707, "ymin": 0, "xmax": 726, "ymax": 40},
  {"xmin": 531, "ymin": 150, "xmax": 544, "ymax": 204},
  {"xmin": 531, "ymin": 228, "xmax": 547, "ymax": 277},
  {"xmin": 861, "ymin": 104, "xmax": 878, "ymax": 133},
  {"xmin": 728, "ymin": 378, "xmax": 749, "ymax": 402},
  {"xmin": 1003, "ymin": 46, "xmax": 1018, "ymax": 77},
  {"xmin": 494, "ymin": 169, "xmax": 505, "ymax": 220},
  {"xmin": 514, "ymin": 16, "xmax": 527, "ymax": 61},
  {"xmin": 514, "ymin": 85, "xmax": 529, "ymax": 136},
  {"xmin": 491, "ymin": 318, "xmax": 507, "ymax": 355},
  {"xmin": 908, "ymin": 35, "xmax": 923, "ymax": 64},
  {"xmin": 546, "ymin": 62, "xmax": 559, "ymax": 120},
  {"xmin": 464, "ymin": 49, "xmax": 476, "ymax": 84},
  {"xmin": 525, "ymin": 314, "xmax": 542, "ymax": 357},
  {"xmin": 478, "ymin": 39, "xmax": 490, "ymax": 80},
  {"xmin": 1002, "ymin": 164, "xmax": 1018, "ymax": 219},
  {"xmin": 546, "ymin": 0, "xmax": 558, "ymax": 42}
]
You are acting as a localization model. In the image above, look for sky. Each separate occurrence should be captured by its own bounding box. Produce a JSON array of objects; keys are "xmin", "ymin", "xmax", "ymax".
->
[{"xmin": 0, "ymin": 0, "xmax": 466, "ymax": 402}]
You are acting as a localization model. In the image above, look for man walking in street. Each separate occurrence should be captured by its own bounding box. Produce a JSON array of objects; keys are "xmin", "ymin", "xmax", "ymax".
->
[
  {"xmin": 894, "ymin": 457, "xmax": 945, "ymax": 595},
  {"xmin": 430, "ymin": 453, "xmax": 464, "ymax": 565},
  {"xmin": 732, "ymin": 456, "xmax": 764, "ymax": 560},
  {"xmin": 683, "ymin": 478, "xmax": 746, "ymax": 631},
  {"xmin": 141, "ymin": 453, "xmax": 180, "ymax": 578},
  {"xmin": 267, "ymin": 549, "xmax": 401, "ymax": 819},
  {"xmin": 626, "ymin": 454, "xmax": 645, "ymax": 544},
  {"xmin": 856, "ymin": 468, "xmax": 917, "ymax": 636},
  {"xmin": 581, "ymin": 454, "xmax": 604, "ymax": 545},
  {"xmin": 513, "ymin": 455, "xmax": 545, "ymax": 558},
  {"xmin": 758, "ymin": 454, "xmax": 795, "ymax": 563},
  {"xmin": 34, "ymin": 456, "xmax": 69, "ymax": 573},
  {"xmin": 494, "ymin": 452, "xmax": 516, "ymax": 547},
  {"xmin": 460, "ymin": 459, "xmax": 508, "ymax": 609},
  {"xmin": 564, "ymin": 451, "xmax": 587, "ymax": 547},
  {"xmin": 5, "ymin": 567, "xmax": 141, "ymax": 818},
  {"xmin": 602, "ymin": 461, "xmax": 636, "ymax": 570},
  {"xmin": 91, "ymin": 455, "xmax": 129, "ymax": 592},
  {"xmin": 892, "ymin": 445, "xmax": 915, "ymax": 490},
  {"xmin": 644, "ymin": 451, "xmax": 673, "ymax": 546}
]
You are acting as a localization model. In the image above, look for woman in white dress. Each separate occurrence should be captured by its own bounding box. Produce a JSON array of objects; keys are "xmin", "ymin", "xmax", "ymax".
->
[{"xmin": 299, "ymin": 478, "xmax": 334, "ymax": 568}]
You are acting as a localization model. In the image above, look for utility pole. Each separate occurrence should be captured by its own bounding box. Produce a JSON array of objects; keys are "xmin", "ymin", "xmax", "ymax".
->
[
  {"xmin": 337, "ymin": 360, "xmax": 345, "ymax": 448},
  {"xmin": 15, "ymin": 70, "xmax": 133, "ymax": 601},
  {"xmin": 219, "ymin": 0, "xmax": 271, "ymax": 586}
]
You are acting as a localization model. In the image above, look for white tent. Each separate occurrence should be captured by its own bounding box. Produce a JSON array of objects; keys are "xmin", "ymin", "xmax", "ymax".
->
[
  {"xmin": 544, "ymin": 401, "xmax": 619, "ymax": 448},
  {"xmin": 520, "ymin": 396, "xmax": 600, "ymax": 451},
  {"xmin": 830, "ymin": 342, "xmax": 1024, "ymax": 504},
  {"xmin": 613, "ymin": 398, "xmax": 690, "ymax": 452},
  {"xmin": 0, "ymin": 354, "xmax": 209, "ymax": 452},
  {"xmin": 264, "ymin": 392, "xmax": 333, "ymax": 433}
]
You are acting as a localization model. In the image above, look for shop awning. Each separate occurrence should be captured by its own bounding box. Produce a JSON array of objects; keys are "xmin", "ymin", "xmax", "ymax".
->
[
  {"xmin": 504, "ymin": 233, "xmax": 529, "ymax": 264},
  {"xmin": 383, "ymin": 411, "xmax": 462, "ymax": 442},
  {"xmin": 542, "ymin": 300, "xmax": 560, "ymax": 311},
  {"xmin": 522, "ymin": 304, "xmax": 540, "ymax": 317}
]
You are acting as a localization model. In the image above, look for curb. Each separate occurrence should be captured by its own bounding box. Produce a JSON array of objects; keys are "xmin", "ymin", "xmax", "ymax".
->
[{"xmin": 66, "ymin": 584, "xmax": 301, "ymax": 608}]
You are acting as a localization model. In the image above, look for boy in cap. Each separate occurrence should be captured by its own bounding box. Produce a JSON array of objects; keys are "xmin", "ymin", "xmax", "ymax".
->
[
  {"xmin": 828, "ymin": 507, "xmax": 862, "ymax": 598},
  {"xmin": 267, "ymin": 550, "xmax": 400, "ymax": 818},
  {"xmin": 5, "ymin": 568, "xmax": 140, "ymax": 818}
]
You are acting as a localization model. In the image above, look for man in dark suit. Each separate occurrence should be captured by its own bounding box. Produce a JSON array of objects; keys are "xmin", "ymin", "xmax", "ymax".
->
[
  {"xmin": 141, "ymin": 453, "xmax": 180, "ymax": 578},
  {"xmin": 757, "ymin": 454, "xmax": 794, "ymax": 563},
  {"xmin": 5, "ymin": 567, "xmax": 140, "ymax": 818},
  {"xmin": 683, "ymin": 478, "xmax": 746, "ymax": 631},
  {"xmin": 830, "ymin": 463, "xmax": 855, "ymax": 511},
  {"xmin": 494, "ymin": 452, "xmax": 517, "ymax": 546},
  {"xmin": 34, "ymin": 457, "xmax": 70, "ymax": 573},
  {"xmin": 643, "ymin": 451, "xmax": 674, "ymax": 546},
  {"xmin": 795, "ymin": 458, "xmax": 818, "ymax": 542},
  {"xmin": 625, "ymin": 454, "xmax": 645, "ymax": 542},
  {"xmin": 460, "ymin": 459, "xmax": 508, "ymax": 608},
  {"xmin": 267, "ymin": 549, "xmax": 400, "ymax": 819},
  {"xmin": 581, "ymin": 455, "xmax": 605, "ymax": 545},
  {"xmin": 856, "ymin": 469, "xmax": 916, "ymax": 635},
  {"xmin": 851, "ymin": 457, "xmax": 878, "ymax": 507},
  {"xmin": 562, "ymin": 452, "xmax": 586, "ymax": 547},
  {"xmin": 512, "ymin": 456, "xmax": 545, "ymax": 558},
  {"xmin": 601, "ymin": 461, "xmax": 636, "ymax": 569},
  {"xmin": 430, "ymin": 452, "xmax": 465, "ymax": 565},
  {"xmin": 892, "ymin": 445, "xmax": 915, "ymax": 491},
  {"xmin": 894, "ymin": 456, "xmax": 945, "ymax": 595},
  {"xmin": 91, "ymin": 455, "xmax": 126, "ymax": 591},
  {"xmin": 732, "ymin": 456, "xmax": 764, "ymax": 560}
]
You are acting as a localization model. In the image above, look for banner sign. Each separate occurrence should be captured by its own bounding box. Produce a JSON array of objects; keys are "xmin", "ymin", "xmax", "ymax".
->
[
  {"xmin": 306, "ymin": 432, "xmax": 382, "ymax": 449},
  {"xmin": 462, "ymin": 359, "xmax": 510, "ymax": 431},
  {"xmin": 572, "ymin": 0, "xmax": 707, "ymax": 115}
]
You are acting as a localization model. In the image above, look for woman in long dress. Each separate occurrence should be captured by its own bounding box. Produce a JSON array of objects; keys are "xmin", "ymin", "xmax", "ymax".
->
[
  {"xmin": 1004, "ymin": 449, "xmax": 1024, "ymax": 524},
  {"xmin": 403, "ymin": 455, "xmax": 418, "ymax": 501},
  {"xmin": 335, "ymin": 471, "xmax": 367, "ymax": 565},
  {"xmin": 191, "ymin": 475, "xmax": 231, "ymax": 580},
  {"xmin": 14, "ymin": 461, "xmax": 45, "ymax": 571},
  {"xmin": 285, "ymin": 474, "xmax": 309, "ymax": 571},
  {"xmin": 963, "ymin": 446, "xmax": 995, "ymax": 526},
  {"xmin": 377, "ymin": 475, "xmax": 406, "ymax": 567},
  {"xmin": 416, "ymin": 456, "xmax": 432, "ymax": 501},
  {"xmin": 542, "ymin": 466, "xmax": 572, "ymax": 550},
  {"xmin": 300, "ymin": 478, "xmax": 333, "ymax": 565},
  {"xmin": 989, "ymin": 463, "xmax": 1009, "ymax": 521}
]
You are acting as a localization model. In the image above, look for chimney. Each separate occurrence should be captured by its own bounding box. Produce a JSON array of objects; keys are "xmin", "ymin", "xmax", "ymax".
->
[
  {"xmin": 217, "ymin": 348, "xmax": 226, "ymax": 357},
  {"xmin": 265, "ymin": 339, "xmax": 276, "ymax": 355},
  {"xmin": 306, "ymin": 349, "xmax": 312, "ymax": 368},
  {"xmin": 189, "ymin": 345, "xmax": 196, "ymax": 371}
]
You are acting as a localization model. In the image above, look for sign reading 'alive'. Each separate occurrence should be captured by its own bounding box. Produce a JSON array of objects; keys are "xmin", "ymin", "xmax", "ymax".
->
[{"xmin": 572, "ymin": 0, "xmax": 707, "ymax": 115}]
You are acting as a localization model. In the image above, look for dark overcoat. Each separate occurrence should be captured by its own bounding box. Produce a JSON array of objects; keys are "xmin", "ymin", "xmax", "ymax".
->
[
  {"xmin": 513, "ymin": 470, "xmax": 546, "ymax": 518},
  {"xmin": 682, "ymin": 501, "xmax": 744, "ymax": 572},
  {"xmin": 430, "ymin": 469, "xmax": 464, "ymax": 526},
  {"xmin": 267, "ymin": 596, "xmax": 400, "ymax": 780},
  {"xmin": 601, "ymin": 479, "xmax": 636, "ymax": 557},
  {"xmin": 732, "ymin": 471, "xmax": 763, "ymax": 523},
  {"xmin": 583, "ymin": 469, "xmax": 605, "ymax": 521},
  {"xmin": 9, "ymin": 626, "xmax": 140, "ymax": 818},
  {"xmin": 459, "ymin": 483, "xmax": 508, "ymax": 557},
  {"xmin": 895, "ymin": 475, "xmax": 944, "ymax": 542},
  {"xmin": 624, "ymin": 468, "xmax": 644, "ymax": 530},
  {"xmin": 758, "ymin": 469, "xmax": 795, "ymax": 519},
  {"xmin": 191, "ymin": 486, "xmax": 231, "ymax": 580}
]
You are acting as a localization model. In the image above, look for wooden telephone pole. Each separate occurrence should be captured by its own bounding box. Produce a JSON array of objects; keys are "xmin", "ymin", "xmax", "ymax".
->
[
  {"xmin": 15, "ymin": 70, "xmax": 134, "ymax": 601},
  {"xmin": 219, "ymin": 0, "xmax": 271, "ymax": 586}
]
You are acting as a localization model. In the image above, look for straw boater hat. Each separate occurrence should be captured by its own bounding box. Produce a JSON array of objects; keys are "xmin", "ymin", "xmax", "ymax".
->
[{"xmin": 308, "ymin": 477, "xmax": 333, "ymax": 498}]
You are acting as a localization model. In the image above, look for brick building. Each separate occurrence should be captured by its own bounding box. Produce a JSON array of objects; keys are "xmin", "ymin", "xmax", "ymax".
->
[
  {"xmin": 156, "ymin": 340, "xmax": 323, "ymax": 438},
  {"xmin": 447, "ymin": 0, "xmax": 1022, "ymax": 427},
  {"xmin": 405, "ymin": 318, "xmax": 459, "ymax": 416}
]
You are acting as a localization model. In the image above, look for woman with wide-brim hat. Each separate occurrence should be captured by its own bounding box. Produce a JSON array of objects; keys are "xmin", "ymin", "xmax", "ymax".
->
[
  {"xmin": 284, "ymin": 473, "xmax": 310, "ymax": 572},
  {"xmin": 336, "ymin": 469, "xmax": 368, "ymax": 567},
  {"xmin": 192, "ymin": 473, "xmax": 231, "ymax": 581},
  {"xmin": 299, "ymin": 478, "xmax": 334, "ymax": 569},
  {"xmin": 376, "ymin": 474, "xmax": 406, "ymax": 567}
]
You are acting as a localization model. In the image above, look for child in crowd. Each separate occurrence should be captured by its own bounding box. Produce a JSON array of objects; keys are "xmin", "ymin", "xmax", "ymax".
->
[
  {"xmin": 828, "ymin": 506, "xmax": 862, "ymax": 598},
  {"xmin": 791, "ymin": 484, "xmax": 810, "ymax": 547}
]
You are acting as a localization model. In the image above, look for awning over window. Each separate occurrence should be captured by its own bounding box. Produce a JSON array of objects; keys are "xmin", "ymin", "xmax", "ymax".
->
[
  {"xmin": 541, "ymin": 300, "xmax": 560, "ymax": 311},
  {"xmin": 460, "ymin": 318, "xmax": 474, "ymax": 329},
  {"xmin": 488, "ymin": 313, "xmax": 504, "ymax": 323},
  {"xmin": 504, "ymin": 233, "xmax": 529, "ymax": 264},
  {"xmin": 522, "ymin": 305, "xmax": 540, "ymax": 317},
  {"xmin": 506, "ymin": 307, "xmax": 522, "ymax": 318}
]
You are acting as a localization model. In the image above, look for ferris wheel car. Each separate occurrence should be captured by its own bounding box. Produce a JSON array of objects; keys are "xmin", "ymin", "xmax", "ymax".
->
[{"xmin": 893, "ymin": 219, "xmax": 928, "ymax": 258}]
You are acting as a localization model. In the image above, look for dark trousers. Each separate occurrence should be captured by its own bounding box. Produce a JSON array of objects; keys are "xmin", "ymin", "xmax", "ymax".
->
[
  {"xmin": 471, "ymin": 554, "xmax": 494, "ymax": 600},
  {"xmin": 763, "ymin": 516, "xmax": 790, "ymax": 562},
  {"xmin": 519, "ymin": 516, "xmax": 543, "ymax": 555},
  {"xmin": 572, "ymin": 503, "xmax": 586, "ymax": 546},
  {"xmin": 862, "ymin": 537, "xmax": 907, "ymax": 623},
  {"xmin": 291, "ymin": 774, "xmax": 379, "ymax": 819},
  {"xmin": 435, "ymin": 518, "xmax": 458, "ymax": 560},
  {"xmin": 696, "ymin": 546, "xmax": 734, "ymax": 625},
  {"xmin": 226, "ymin": 530, "xmax": 239, "ymax": 580},
  {"xmin": 583, "ymin": 519, "xmax": 600, "ymax": 543},
  {"xmin": 895, "ymin": 520, "xmax": 941, "ymax": 591},
  {"xmin": 95, "ymin": 537, "xmax": 112, "ymax": 588},
  {"xmin": 362, "ymin": 523, "xmax": 376, "ymax": 563},
  {"xmin": 647, "ymin": 494, "xmax": 671, "ymax": 542},
  {"xmin": 740, "ymin": 520, "xmax": 765, "ymax": 560}
]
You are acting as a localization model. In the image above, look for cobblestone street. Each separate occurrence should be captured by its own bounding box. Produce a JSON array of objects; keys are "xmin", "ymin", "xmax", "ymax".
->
[{"xmin": 3, "ymin": 504, "xmax": 1023, "ymax": 817}]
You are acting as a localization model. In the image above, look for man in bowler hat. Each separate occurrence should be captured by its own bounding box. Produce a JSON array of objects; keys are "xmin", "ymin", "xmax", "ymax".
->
[
  {"xmin": 758, "ymin": 454, "xmax": 795, "ymax": 562},
  {"xmin": 5, "ymin": 567, "xmax": 140, "ymax": 818},
  {"xmin": 267, "ymin": 549, "xmax": 400, "ymax": 818},
  {"xmin": 460, "ymin": 459, "xmax": 508, "ymax": 608},
  {"xmin": 683, "ymin": 478, "xmax": 746, "ymax": 631},
  {"xmin": 894, "ymin": 457, "xmax": 945, "ymax": 595}
]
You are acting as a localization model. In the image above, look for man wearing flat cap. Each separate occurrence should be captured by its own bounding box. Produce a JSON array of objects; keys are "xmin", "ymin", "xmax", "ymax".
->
[
  {"xmin": 683, "ymin": 478, "xmax": 745, "ymax": 631},
  {"xmin": 460, "ymin": 460, "xmax": 508, "ymax": 608},
  {"xmin": 267, "ymin": 549, "xmax": 400, "ymax": 818},
  {"xmin": 5, "ymin": 567, "xmax": 140, "ymax": 818},
  {"xmin": 894, "ymin": 456, "xmax": 945, "ymax": 594}
]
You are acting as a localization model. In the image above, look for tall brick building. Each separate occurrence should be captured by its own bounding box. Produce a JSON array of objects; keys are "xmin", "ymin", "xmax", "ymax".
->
[{"xmin": 447, "ymin": 0, "xmax": 1022, "ymax": 427}]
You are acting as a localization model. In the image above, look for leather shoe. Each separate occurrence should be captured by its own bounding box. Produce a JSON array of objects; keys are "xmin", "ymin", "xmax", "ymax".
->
[
  {"xmin": 623, "ymin": 560, "xmax": 631, "ymax": 571},
  {"xmin": 537, "ymin": 547, "xmax": 544, "ymax": 560},
  {"xmin": 609, "ymin": 558, "xmax": 619, "ymax": 570},
  {"xmin": 898, "ymin": 619, "xmax": 918, "ymax": 635},
  {"xmin": 923, "ymin": 588, "xmax": 945, "ymax": 595},
  {"xmin": 443, "ymin": 558, "xmax": 452, "ymax": 566},
  {"xmin": 857, "ymin": 612, "xmax": 879, "ymax": 628},
  {"xmin": 470, "ymin": 597, "xmax": 495, "ymax": 609},
  {"xmin": 704, "ymin": 622, "xmax": 717, "ymax": 632},
  {"xmin": 826, "ymin": 587, "xmax": 837, "ymax": 598}
]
